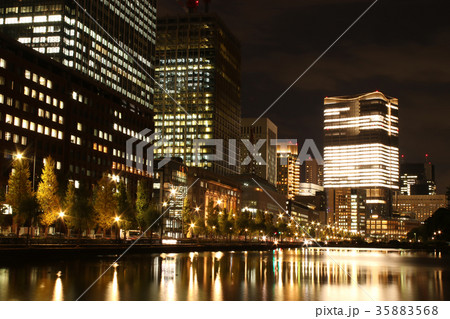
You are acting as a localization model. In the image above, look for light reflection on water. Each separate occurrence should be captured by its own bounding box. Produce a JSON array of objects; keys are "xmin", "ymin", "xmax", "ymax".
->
[{"xmin": 0, "ymin": 248, "xmax": 448, "ymax": 301}]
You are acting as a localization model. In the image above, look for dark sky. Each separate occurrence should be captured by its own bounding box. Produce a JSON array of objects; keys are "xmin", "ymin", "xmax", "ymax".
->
[{"xmin": 158, "ymin": 0, "xmax": 450, "ymax": 193}]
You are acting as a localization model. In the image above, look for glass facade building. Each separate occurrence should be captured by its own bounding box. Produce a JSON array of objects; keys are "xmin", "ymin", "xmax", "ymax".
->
[
  {"xmin": 0, "ymin": 0, "xmax": 156, "ymax": 109},
  {"xmin": 154, "ymin": 14, "xmax": 241, "ymax": 175},
  {"xmin": 323, "ymin": 91, "xmax": 400, "ymax": 232}
]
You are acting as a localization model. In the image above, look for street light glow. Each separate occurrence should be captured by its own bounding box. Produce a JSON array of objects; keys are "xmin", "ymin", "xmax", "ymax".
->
[
  {"xmin": 170, "ymin": 188, "xmax": 177, "ymax": 196},
  {"xmin": 114, "ymin": 216, "xmax": 120, "ymax": 222},
  {"xmin": 217, "ymin": 199, "xmax": 222, "ymax": 205},
  {"xmin": 15, "ymin": 153, "xmax": 23, "ymax": 160},
  {"xmin": 190, "ymin": 223, "xmax": 195, "ymax": 228},
  {"xmin": 195, "ymin": 207, "xmax": 200, "ymax": 212},
  {"xmin": 58, "ymin": 212, "xmax": 65, "ymax": 218}
]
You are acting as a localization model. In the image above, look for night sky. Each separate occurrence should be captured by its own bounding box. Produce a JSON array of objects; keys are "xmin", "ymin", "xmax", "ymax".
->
[{"xmin": 158, "ymin": 0, "xmax": 450, "ymax": 193}]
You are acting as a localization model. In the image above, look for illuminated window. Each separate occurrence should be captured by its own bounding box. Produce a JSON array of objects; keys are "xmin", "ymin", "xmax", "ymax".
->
[
  {"xmin": 21, "ymin": 136, "xmax": 27, "ymax": 145},
  {"xmin": 58, "ymin": 131, "xmax": 63, "ymax": 140},
  {"xmin": 14, "ymin": 117, "xmax": 20, "ymax": 126},
  {"xmin": 29, "ymin": 122, "xmax": 35, "ymax": 131},
  {"xmin": 77, "ymin": 122, "xmax": 82, "ymax": 131},
  {"xmin": 37, "ymin": 125, "xmax": 43, "ymax": 134},
  {"xmin": 0, "ymin": 58, "xmax": 5, "ymax": 68},
  {"xmin": 5, "ymin": 114, "xmax": 12, "ymax": 124}
]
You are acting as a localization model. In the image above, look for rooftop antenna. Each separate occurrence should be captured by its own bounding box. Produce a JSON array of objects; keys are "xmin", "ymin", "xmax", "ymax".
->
[
  {"xmin": 204, "ymin": 0, "xmax": 211, "ymax": 12},
  {"xmin": 186, "ymin": 0, "xmax": 199, "ymax": 13}
]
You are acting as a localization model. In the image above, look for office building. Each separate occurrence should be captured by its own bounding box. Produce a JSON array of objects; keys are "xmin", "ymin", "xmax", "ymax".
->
[
  {"xmin": 0, "ymin": 0, "xmax": 157, "ymax": 109},
  {"xmin": 324, "ymin": 91, "xmax": 399, "ymax": 232},
  {"xmin": 154, "ymin": 14, "xmax": 241, "ymax": 175},
  {"xmin": 276, "ymin": 141, "xmax": 300, "ymax": 199},
  {"xmin": 300, "ymin": 158, "xmax": 323, "ymax": 185},
  {"xmin": 400, "ymin": 159, "xmax": 436, "ymax": 195},
  {"xmin": 187, "ymin": 167, "xmax": 241, "ymax": 220},
  {"xmin": 153, "ymin": 158, "xmax": 187, "ymax": 239},
  {"xmin": 238, "ymin": 174, "xmax": 286, "ymax": 217},
  {"xmin": 393, "ymin": 194, "xmax": 447, "ymax": 221},
  {"xmin": 240, "ymin": 117, "xmax": 277, "ymax": 186},
  {"xmin": 0, "ymin": 34, "xmax": 154, "ymax": 192}
]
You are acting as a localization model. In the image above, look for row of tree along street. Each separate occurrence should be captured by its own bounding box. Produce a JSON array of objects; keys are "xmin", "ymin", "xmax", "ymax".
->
[{"xmin": 0, "ymin": 156, "xmax": 363, "ymax": 244}]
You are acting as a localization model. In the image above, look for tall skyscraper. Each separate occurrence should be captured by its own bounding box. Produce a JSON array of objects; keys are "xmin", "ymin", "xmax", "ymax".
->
[
  {"xmin": 0, "ymin": 0, "xmax": 157, "ymax": 109},
  {"xmin": 323, "ymin": 91, "xmax": 399, "ymax": 233},
  {"xmin": 154, "ymin": 14, "xmax": 241, "ymax": 175},
  {"xmin": 276, "ymin": 141, "xmax": 299, "ymax": 199},
  {"xmin": 0, "ymin": 34, "xmax": 154, "ymax": 192},
  {"xmin": 240, "ymin": 117, "xmax": 277, "ymax": 186}
]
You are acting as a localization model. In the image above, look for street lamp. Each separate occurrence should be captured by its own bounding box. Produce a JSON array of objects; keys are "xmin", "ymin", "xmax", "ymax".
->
[
  {"xmin": 195, "ymin": 207, "xmax": 200, "ymax": 212},
  {"xmin": 170, "ymin": 188, "xmax": 177, "ymax": 197},
  {"xmin": 14, "ymin": 152, "xmax": 36, "ymax": 190},
  {"xmin": 15, "ymin": 153, "xmax": 23, "ymax": 160},
  {"xmin": 58, "ymin": 212, "xmax": 65, "ymax": 239},
  {"xmin": 114, "ymin": 216, "xmax": 121, "ymax": 240},
  {"xmin": 217, "ymin": 199, "xmax": 222, "ymax": 205}
]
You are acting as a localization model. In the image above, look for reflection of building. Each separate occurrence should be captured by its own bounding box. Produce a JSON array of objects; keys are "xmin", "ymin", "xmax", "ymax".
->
[
  {"xmin": 154, "ymin": 14, "xmax": 241, "ymax": 175},
  {"xmin": 187, "ymin": 168, "xmax": 241, "ymax": 220},
  {"xmin": 154, "ymin": 158, "xmax": 187, "ymax": 238},
  {"xmin": 400, "ymin": 159, "xmax": 436, "ymax": 195},
  {"xmin": 0, "ymin": 0, "xmax": 157, "ymax": 109},
  {"xmin": 0, "ymin": 34, "xmax": 154, "ymax": 192},
  {"xmin": 393, "ymin": 194, "xmax": 447, "ymax": 221},
  {"xmin": 238, "ymin": 174, "xmax": 286, "ymax": 217},
  {"xmin": 240, "ymin": 117, "xmax": 277, "ymax": 186},
  {"xmin": 324, "ymin": 92, "xmax": 399, "ymax": 232},
  {"xmin": 276, "ymin": 141, "xmax": 299, "ymax": 199}
]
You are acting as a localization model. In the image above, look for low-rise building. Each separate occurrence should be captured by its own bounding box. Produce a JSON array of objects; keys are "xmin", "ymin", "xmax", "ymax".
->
[{"xmin": 393, "ymin": 194, "xmax": 447, "ymax": 221}]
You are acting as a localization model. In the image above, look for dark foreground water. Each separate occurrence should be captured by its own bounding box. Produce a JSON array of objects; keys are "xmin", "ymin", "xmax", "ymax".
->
[{"xmin": 0, "ymin": 248, "xmax": 449, "ymax": 301}]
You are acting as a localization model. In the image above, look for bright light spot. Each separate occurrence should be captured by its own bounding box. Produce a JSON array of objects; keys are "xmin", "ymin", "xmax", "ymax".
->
[
  {"xmin": 195, "ymin": 207, "xmax": 200, "ymax": 212},
  {"xmin": 217, "ymin": 199, "xmax": 222, "ymax": 205},
  {"xmin": 112, "ymin": 262, "xmax": 119, "ymax": 268},
  {"xmin": 114, "ymin": 217, "xmax": 120, "ymax": 222},
  {"xmin": 162, "ymin": 239, "xmax": 177, "ymax": 245},
  {"xmin": 58, "ymin": 212, "xmax": 65, "ymax": 218},
  {"xmin": 15, "ymin": 153, "xmax": 23, "ymax": 160},
  {"xmin": 190, "ymin": 223, "xmax": 195, "ymax": 228}
]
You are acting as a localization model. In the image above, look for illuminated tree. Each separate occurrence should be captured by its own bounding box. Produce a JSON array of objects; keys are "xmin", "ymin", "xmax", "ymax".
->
[
  {"xmin": 5, "ymin": 158, "xmax": 33, "ymax": 234},
  {"xmin": 37, "ymin": 156, "xmax": 61, "ymax": 236},
  {"xmin": 93, "ymin": 174, "xmax": 118, "ymax": 236},
  {"xmin": 65, "ymin": 181, "xmax": 94, "ymax": 238}
]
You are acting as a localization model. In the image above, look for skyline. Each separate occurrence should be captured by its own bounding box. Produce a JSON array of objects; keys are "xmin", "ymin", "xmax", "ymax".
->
[{"xmin": 158, "ymin": 0, "xmax": 450, "ymax": 193}]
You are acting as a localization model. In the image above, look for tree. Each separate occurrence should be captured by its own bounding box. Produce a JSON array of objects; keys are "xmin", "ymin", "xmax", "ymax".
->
[
  {"xmin": 65, "ymin": 181, "xmax": 95, "ymax": 239},
  {"xmin": 136, "ymin": 179, "xmax": 152, "ymax": 232},
  {"xmin": 37, "ymin": 156, "xmax": 61, "ymax": 236},
  {"xmin": 5, "ymin": 159, "xmax": 33, "ymax": 235},
  {"xmin": 116, "ymin": 181, "xmax": 137, "ymax": 238},
  {"xmin": 182, "ymin": 198, "xmax": 195, "ymax": 237},
  {"xmin": 218, "ymin": 209, "xmax": 233, "ymax": 240},
  {"xmin": 235, "ymin": 210, "xmax": 251, "ymax": 240},
  {"xmin": 93, "ymin": 174, "xmax": 118, "ymax": 236},
  {"xmin": 19, "ymin": 195, "xmax": 40, "ymax": 244}
]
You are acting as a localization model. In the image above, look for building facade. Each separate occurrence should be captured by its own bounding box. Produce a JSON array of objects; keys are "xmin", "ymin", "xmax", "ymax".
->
[
  {"xmin": 324, "ymin": 91, "xmax": 399, "ymax": 232},
  {"xmin": 400, "ymin": 160, "xmax": 436, "ymax": 195},
  {"xmin": 276, "ymin": 141, "xmax": 300, "ymax": 199},
  {"xmin": 393, "ymin": 194, "xmax": 447, "ymax": 221},
  {"xmin": 0, "ymin": 34, "xmax": 154, "ymax": 192},
  {"xmin": 187, "ymin": 167, "xmax": 241, "ymax": 221},
  {"xmin": 0, "ymin": 0, "xmax": 157, "ymax": 109},
  {"xmin": 154, "ymin": 14, "xmax": 241, "ymax": 175},
  {"xmin": 240, "ymin": 117, "xmax": 277, "ymax": 186}
]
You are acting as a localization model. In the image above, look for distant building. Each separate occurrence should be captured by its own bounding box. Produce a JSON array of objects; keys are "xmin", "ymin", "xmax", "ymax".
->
[
  {"xmin": 300, "ymin": 158, "xmax": 323, "ymax": 186},
  {"xmin": 298, "ymin": 183, "xmax": 324, "ymax": 196},
  {"xmin": 154, "ymin": 14, "xmax": 241, "ymax": 175},
  {"xmin": 366, "ymin": 215, "xmax": 421, "ymax": 241},
  {"xmin": 187, "ymin": 167, "xmax": 241, "ymax": 221},
  {"xmin": 240, "ymin": 117, "xmax": 277, "ymax": 186},
  {"xmin": 324, "ymin": 91, "xmax": 399, "ymax": 232},
  {"xmin": 393, "ymin": 194, "xmax": 447, "ymax": 221},
  {"xmin": 400, "ymin": 159, "xmax": 436, "ymax": 195},
  {"xmin": 0, "ymin": 34, "xmax": 154, "ymax": 192},
  {"xmin": 237, "ymin": 174, "xmax": 286, "ymax": 217},
  {"xmin": 276, "ymin": 141, "xmax": 299, "ymax": 199},
  {"xmin": 0, "ymin": 0, "xmax": 157, "ymax": 109}
]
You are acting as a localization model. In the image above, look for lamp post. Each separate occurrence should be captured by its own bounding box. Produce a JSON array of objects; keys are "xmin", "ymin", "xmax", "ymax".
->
[
  {"xmin": 114, "ymin": 216, "xmax": 121, "ymax": 241},
  {"xmin": 58, "ymin": 212, "xmax": 65, "ymax": 239},
  {"xmin": 14, "ymin": 152, "xmax": 36, "ymax": 190}
]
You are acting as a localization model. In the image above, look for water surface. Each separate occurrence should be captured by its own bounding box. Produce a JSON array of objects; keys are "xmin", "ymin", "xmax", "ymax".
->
[{"xmin": 0, "ymin": 248, "xmax": 448, "ymax": 301}]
